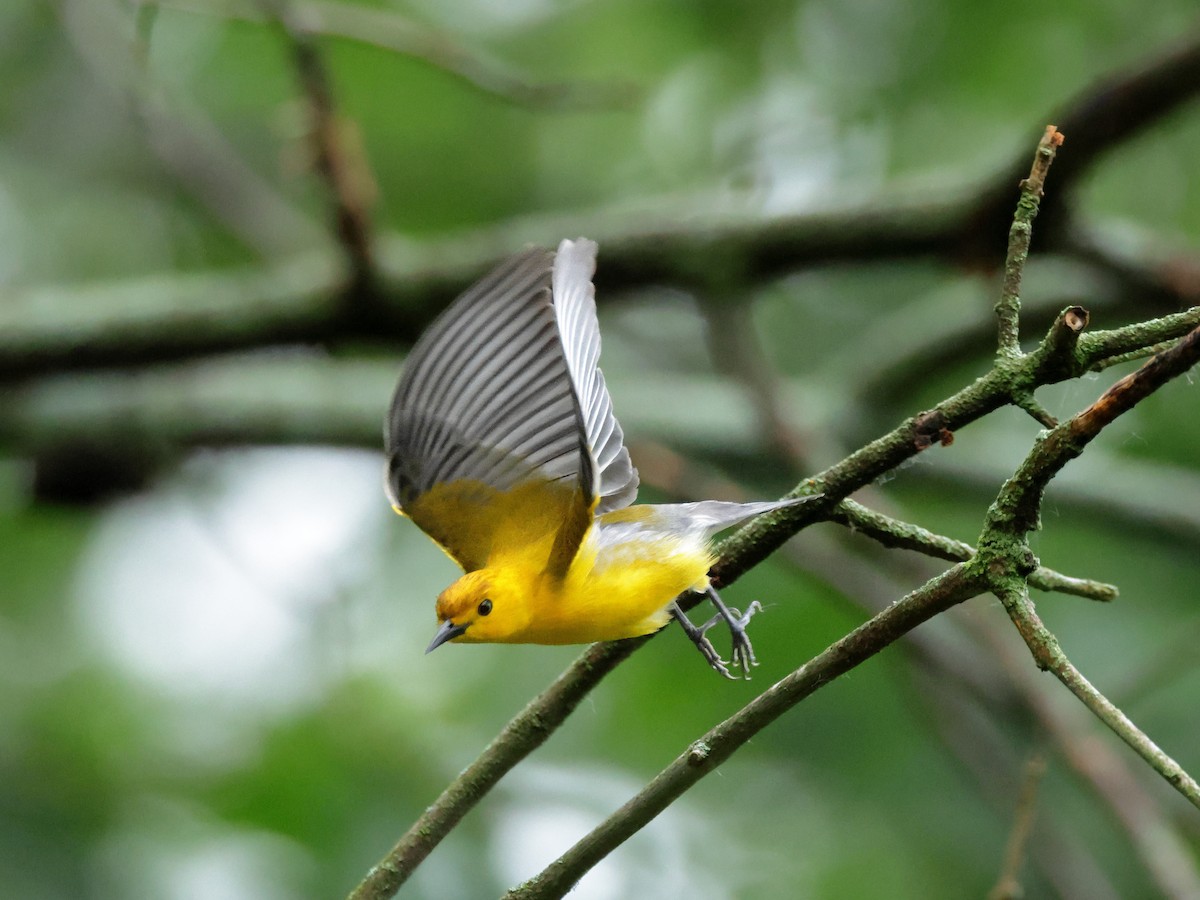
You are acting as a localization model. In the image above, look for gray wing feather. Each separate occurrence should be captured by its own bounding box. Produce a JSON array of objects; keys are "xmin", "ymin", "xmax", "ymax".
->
[
  {"xmin": 385, "ymin": 247, "xmax": 587, "ymax": 510},
  {"xmin": 551, "ymin": 238, "xmax": 639, "ymax": 513}
]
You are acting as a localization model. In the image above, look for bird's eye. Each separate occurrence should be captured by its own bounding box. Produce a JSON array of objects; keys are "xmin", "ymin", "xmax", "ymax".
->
[{"xmin": 477, "ymin": 598, "xmax": 493, "ymax": 616}]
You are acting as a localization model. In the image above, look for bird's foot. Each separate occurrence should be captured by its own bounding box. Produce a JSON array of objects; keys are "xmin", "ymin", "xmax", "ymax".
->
[
  {"xmin": 699, "ymin": 589, "xmax": 764, "ymax": 679},
  {"xmin": 671, "ymin": 601, "xmax": 735, "ymax": 680}
]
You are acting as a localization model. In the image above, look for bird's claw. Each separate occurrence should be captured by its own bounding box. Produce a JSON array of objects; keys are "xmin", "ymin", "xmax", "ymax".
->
[
  {"xmin": 675, "ymin": 591, "xmax": 764, "ymax": 679},
  {"xmin": 696, "ymin": 634, "xmax": 736, "ymax": 680},
  {"xmin": 700, "ymin": 599, "xmax": 763, "ymax": 678},
  {"xmin": 671, "ymin": 601, "xmax": 736, "ymax": 679}
]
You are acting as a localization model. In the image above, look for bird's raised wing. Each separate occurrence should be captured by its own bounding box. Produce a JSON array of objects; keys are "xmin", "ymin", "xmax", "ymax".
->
[
  {"xmin": 551, "ymin": 239, "xmax": 639, "ymax": 513},
  {"xmin": 385, "ymin": 239, "xmax": 636, "ymax": 576}
]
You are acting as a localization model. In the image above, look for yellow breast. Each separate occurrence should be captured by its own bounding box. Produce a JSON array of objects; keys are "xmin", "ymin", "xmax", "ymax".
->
[{"xmin": 498, "ymin": 529, "xmax": 714, "ymax": 644}]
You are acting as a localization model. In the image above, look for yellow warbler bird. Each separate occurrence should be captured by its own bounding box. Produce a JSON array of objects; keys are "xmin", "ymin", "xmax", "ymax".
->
[{"xmin": 385, "ymin": 238, "xmax": 803, "ymax": 677}]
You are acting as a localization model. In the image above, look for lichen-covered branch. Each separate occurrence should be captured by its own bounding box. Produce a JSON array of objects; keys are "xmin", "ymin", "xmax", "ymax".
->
[
  {"xmin": 706, "ymin": 301, "xmax": 1155, "ymax": 592},
  {"xmin": 1000, "ymin": 586, "xmax": 1200, "ymax": 811},
  {"xmin": 977, "ymin": 616, "xmax": 1200, "ymax": 896},
  {"xmin": 346, "ymin": 640, "xmax": 643, "ymax": 900},
  {"xmin": 995, "ymin": 126, "xmax": 1064, "ymax": 359},
  {"xmin": 979, "ymin": 325, "xmax": 1200, "ymax": 810},
  {"xmin": 829, "ymin": 499, "xmax": 1117, "ymax": 602},
  {"xmin": 504, "ymin": 565, "xmax": 984, "ymax": 900},
  {"xmin": 486, "ymin": 134, "xmax": 1199, "ymax": 900}
]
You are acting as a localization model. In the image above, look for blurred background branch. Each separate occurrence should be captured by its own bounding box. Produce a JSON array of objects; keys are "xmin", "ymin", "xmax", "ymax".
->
[
  {"xmin": 4, "ymin": 31, "xmax": 1200, "ymax": 383},
  {"xmin": 153, "ymin": 0, "xmax": 640, "ymax": 110}
]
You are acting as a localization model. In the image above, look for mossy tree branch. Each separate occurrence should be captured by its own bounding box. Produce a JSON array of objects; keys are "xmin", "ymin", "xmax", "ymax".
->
[
  {"xmin": 500, "ymin": 309, "xmax": 1200, "ymax": 900},
  {"xmin": 346, "ymin": 129, "xmax": 1200, "ymax": 898},
  {"xmin": 828, "ymin": 498, "xmax": 1118, "ymax": 602},
  {"xmin": 503, "ymin": 566, "xmax": 985, "ymax": 900},
  {"xmin": 1000, "ymin": 584, "xmax": 1200, "ymax": 811},
  {"xmin": 996, "ymin": 125, "xmax": 1064, "ymax": 360},
  {"xmin": 980, "ymin": 323, "xmax": 1200, "ymax": 810},
  {"xmin": 345, "ymin": 640, "xmax": 643, "ymax": 900}
]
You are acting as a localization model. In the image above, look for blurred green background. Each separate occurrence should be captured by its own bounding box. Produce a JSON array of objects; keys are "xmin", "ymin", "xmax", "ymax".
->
[{"xmin": 2, "ymin": 1, "xmax": 1199, "ymax": 898}]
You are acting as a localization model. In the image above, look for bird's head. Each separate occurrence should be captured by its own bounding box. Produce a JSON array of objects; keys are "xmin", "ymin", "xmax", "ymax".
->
[{"xmin": 426, "ymin": 570, "xmax": 529, "ymax": 651}]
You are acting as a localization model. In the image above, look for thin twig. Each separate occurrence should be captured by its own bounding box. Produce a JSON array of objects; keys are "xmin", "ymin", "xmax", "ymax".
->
[
  {"xmin": 963, "ymin": 32, "xmax": 1200, "ymax": 263},
  {"xmin": 503, "ymin": 566, "xmax": 984, "ymax": 899},
  {"xmin": 157, "ymin": 0, "xmax": 636, "ymax": 110},
  {"xmin": 987, "ymin": 750, "xmax": 1048, "ymax": 900},
  {"xmin": 269, "ymin": 1, "xmax": 378, "ymax": 293},
  {"xmin": 973, "ymin": 613, "xmax": 1200, "ymax": 898},
  {"xmin": 829, "ymin": 499, "xmax": 1117, "ymax": 602},
  {"xmin": 1000, "ymin": 586, "xmax": 1200, "ymax": 811},
  {"xmin": 982, "ymin": 325, "xmax": 1200, "ymax": 810},
  {"xmin": 1089, "ymin": 338, "xmax": 1185, "ymax": 371},
  {"xmin": 1014, "ymin": 392, "xmax": 1059, "ymax": 427},
  {"xmin": 346, "ymin": 640, "xmax": 642, "ymax": 900},
  {"xmin": 996, "ymin": 126, "xmax": 1064, "ymax": 359},
  {"xmin": 1078, "ymin": 307, "xmax": 1200, "ymax": 366}
]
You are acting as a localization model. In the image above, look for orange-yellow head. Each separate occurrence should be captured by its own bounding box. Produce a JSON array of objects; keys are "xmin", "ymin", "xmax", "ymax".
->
[{"xmin": 426, "ymin": 569, "xmax": 532, "ymax": 651}]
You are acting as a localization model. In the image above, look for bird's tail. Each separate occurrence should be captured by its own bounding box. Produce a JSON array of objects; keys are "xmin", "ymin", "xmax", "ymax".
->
[{"xmin": 638, "ymin": 496, "xmax": 815, "ymax": 538}]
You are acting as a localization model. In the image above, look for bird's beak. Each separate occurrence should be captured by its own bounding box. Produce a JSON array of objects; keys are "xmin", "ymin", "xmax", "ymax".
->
[{"xmin": 426, "ymin": 619, "xmax": 468, "ymax": 653}]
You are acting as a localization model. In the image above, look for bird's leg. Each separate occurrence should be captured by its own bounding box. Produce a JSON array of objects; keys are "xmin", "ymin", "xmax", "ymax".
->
[
  {"xmin": 671, "ymin": 601, "xmax": 734, "ymax": 680},
  {"xmin": 697, "ymin": 586, "xmax": 763, "ymax": 678}
]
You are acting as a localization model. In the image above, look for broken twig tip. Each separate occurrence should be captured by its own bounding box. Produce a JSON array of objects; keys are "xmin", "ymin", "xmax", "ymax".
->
[
  {"xmin": 1044, "ymin": 125, "xmax": 1065, "ymax": 147},
  {"xmin": 1063, "ymin": 306, "xmax": 1089, "ymax": 333}
]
